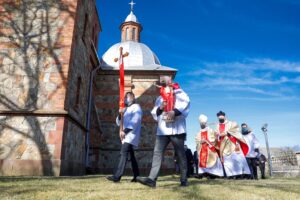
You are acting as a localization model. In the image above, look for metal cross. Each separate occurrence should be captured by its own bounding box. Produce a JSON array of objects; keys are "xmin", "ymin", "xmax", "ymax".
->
[
  {"xmin": 114, "ymin": 47, "xmax": 129, "ymax": 63},
  {"xmin": 129, "ymin": 0, "xmax": 136, "ymax": 11}
]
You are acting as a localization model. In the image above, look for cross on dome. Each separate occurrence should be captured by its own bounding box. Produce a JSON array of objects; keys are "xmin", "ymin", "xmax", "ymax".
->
[{"xmin": 129, "ymin": 0, "xmax": 136, "ymax": 11}]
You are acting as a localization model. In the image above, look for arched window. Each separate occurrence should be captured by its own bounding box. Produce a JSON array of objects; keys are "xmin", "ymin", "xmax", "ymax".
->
[
  {"xmin": 132, "ymin": 28, "xmax": 136, "ymax": 41},
  {"xmin": 126, "ymin": 28, "xmax": 130, "ymax": 40}
]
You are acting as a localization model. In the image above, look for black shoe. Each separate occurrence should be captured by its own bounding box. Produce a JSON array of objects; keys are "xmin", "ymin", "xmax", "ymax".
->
[
  {"xmin": 194, "ymin": 174, "xmax": 203, "ymax": 179},
  {"xmin": 131, "ymin": 177, "xmax": 137, "ymax": 182},
  {"xmin": 180, "ymin": 180, "xmax": 188, "ymax": 187},
  {"xmin": 136, "ymin": 176, "xmax": 156, "ymax": 188},
  {"xmin": 106, "ymin": 176, "xmax": 120, "ymax": 182}
]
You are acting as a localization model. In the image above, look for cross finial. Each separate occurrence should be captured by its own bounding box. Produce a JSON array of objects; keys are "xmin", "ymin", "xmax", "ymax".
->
[{"xmin": 129, "ymin": 0, "xmax": 136, "ymax": 11}]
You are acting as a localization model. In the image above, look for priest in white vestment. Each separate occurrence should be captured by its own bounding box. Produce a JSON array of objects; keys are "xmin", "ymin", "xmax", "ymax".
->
[
  {"xmin": 196, "ymin": 114, "xmax": 224, "ymax": 178},
  {"xmin": 215, "ymin": 111, "xmax": 251, "ymax": 178}
]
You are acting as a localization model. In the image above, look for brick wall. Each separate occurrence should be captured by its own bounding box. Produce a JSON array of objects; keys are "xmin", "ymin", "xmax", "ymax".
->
[{"xmin": 0, "ymin": 0, "xmax": 101, "ymax": 176}]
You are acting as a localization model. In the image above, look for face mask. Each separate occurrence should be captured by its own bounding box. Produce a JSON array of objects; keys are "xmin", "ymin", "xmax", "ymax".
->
[
  {"xmin": 200, "ymin": 124, "xmax": 206, "ymax": 129},
  {"xmin": 160, "ymin": 82, "xmax": 167, "ymax": 87},
  {"xmin": 242, "ymin": 128, "xmax": 249, "ymax": 135},
  {"xmin": 125, "ymin": 98, "xmax": 133, "ymax": 106},
  {"xmin": 219, "ymin": 119, "xmax": 225, "ymax": 123}
]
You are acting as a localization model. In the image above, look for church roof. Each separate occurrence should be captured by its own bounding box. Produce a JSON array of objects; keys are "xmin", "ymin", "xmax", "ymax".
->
[
  {"xmin": 125, "ymin": 11, "xmax": 138, "ymax": 23},
  {"xmin": 100, "ymin": 1, "xmax": 177, "ymax": 72},
  {"xmin": 100, "ymin": 41, "xmax": 176, "ymax": 71}
]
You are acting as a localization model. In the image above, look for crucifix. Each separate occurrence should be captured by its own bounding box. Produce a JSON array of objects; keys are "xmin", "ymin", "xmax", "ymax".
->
[
  {"xmin": 129, "ymin": 0, "xmax": 136, "ymax": 11},
  {"xmin": 114, "ymin": 47, "xmax": 129, "ymax": 142}
]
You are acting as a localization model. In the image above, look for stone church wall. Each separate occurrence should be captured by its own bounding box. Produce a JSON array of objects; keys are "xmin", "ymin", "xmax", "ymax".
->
[{"xmin": 0, "ymin": 0, "xmax": 101, "ymax": 176}]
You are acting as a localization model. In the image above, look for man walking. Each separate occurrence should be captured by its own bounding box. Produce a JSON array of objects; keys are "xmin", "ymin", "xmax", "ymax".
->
[
  {"xmin": 106, "ymin": 92, "xmax": 143, "ymax": 182},
  {"xmin": 136, "ymin": 76, "xmax": 190, "ymax": 187}
]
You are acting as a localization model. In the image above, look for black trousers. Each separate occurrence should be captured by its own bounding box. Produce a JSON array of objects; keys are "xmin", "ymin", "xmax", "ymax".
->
[
  {"xmin": 149, "ymin": 134, "xmax": 187, "ymax": 182},
  {"xmin": 259, "ymin": 162, "xmax": 266, "ymax": 179},
  {"xmin": 246, "ymin": 157, "xmax": 258, "ymax": 179},
  {"xmin": 114, "ymin": 142, "xmax": 140, "ymax": 179}
]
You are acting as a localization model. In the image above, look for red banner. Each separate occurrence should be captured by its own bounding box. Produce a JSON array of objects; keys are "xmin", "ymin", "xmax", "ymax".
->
[{"xmin": 119, "ymin": 52, "xmax": 125, "ymax": 109}]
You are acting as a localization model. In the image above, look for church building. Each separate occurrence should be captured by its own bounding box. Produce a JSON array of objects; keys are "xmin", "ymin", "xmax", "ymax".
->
[
  {"xmin": 89, "ymin": 2, "xmax": 178, "ymax": 174},
  {"xmin": 0, "ymin": 0, "xmax": 178, "ymax": 176}
]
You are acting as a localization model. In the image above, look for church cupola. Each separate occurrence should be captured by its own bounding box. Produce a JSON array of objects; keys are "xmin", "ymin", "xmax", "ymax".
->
[{"xmin": 120, "ymin": 1, "xmax": 143, "ymax": 42}]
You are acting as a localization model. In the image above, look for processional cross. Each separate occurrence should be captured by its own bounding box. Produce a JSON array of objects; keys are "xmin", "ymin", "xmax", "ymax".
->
[{"xmin": 114, "ymin": 47, "xmax": 129, "ymax": 142}]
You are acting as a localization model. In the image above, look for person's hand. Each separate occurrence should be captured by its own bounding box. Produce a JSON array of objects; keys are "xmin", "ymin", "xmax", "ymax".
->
[
  {"xmin": 235, "ymin": 144, "xmax": 241, "ymax": 152},
  {"xmin": 119, "ymin": 108, "xmax": 125, "ymax": 114},
  {"xmin": 201, "ymin": 140, "xmax": 210, "ymax": 145},
  {"xmin": 160, "ymin": 101, "xmax": 166, "ymax": 110},
  {"xmin": 166, "ymin": 111, "xmax": 175, "ymax": 121},
  {"xmin": 119, "ymin": 131, "xmax": 125, "ymax": 142},
  {"xmin": 219, "ymin": 132, "xmax": 227, "ymax": 137}
]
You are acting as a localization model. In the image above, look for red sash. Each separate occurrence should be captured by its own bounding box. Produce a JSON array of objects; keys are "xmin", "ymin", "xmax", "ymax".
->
[
  {"xmin": 218, "ymin": 123, "xmax": 248, "ymax": 156},
  {"xmin": 199, "ymin": 131, "xmax": 216, "ymax": 168}
]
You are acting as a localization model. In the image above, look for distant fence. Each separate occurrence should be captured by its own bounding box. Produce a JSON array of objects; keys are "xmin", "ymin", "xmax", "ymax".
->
[{"xmin": 268, "ymin": 152, "xmax": 300, "ymax": 177}]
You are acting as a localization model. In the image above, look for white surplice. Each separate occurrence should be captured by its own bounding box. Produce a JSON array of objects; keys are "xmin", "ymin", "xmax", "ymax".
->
[
  {"xmin": 116, "ymin": 103, "xmax": 143, "ymax": 147},
  {"xmin": 151, "ymin": 88, "xmax": 190, "ymax": 135}
]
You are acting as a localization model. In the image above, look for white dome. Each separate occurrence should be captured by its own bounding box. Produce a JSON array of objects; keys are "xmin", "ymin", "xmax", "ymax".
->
[
  {"xmin": 101, "ymin": 41, "xmax": 161, "ymax": 69},
  {"xmin": 125, "ymin": 11, "xmax": 138, "ymax": 23}
]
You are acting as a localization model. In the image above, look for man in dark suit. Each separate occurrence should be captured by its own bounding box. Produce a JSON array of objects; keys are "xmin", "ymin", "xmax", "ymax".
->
[{"xmin": 259, "ymin": 154, "xmax": 267, "ymax": 179}]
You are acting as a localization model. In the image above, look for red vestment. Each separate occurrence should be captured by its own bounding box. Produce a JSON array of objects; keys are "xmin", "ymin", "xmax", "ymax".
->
[{"xmin": 199, "ymin": 131, "xmax": 217, "ymax": 168}]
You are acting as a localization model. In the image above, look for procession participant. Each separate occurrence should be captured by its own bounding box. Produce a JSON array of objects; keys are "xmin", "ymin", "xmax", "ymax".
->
[
  {"xmin": 136, "ymin": 76, "xmax": 190, "ymax": 187},
  {"xmin": 259, "ymin": 154, "xmax": 267, "ymax": 179},
  {"xmin": 193, "ymin": 150, "xmax": 199, "ymax": 176},
  {"xmin": 196, "ymin": 114, "xmax": 224, "ymax": 178},
  {"xmin": 106, "ymin": 92, "xmax": 143, "ymax": 182},
  {"xmin": 241, "ymin": 123, "xmax": 260, "ymax": 179},
  {"xmin": 216, "ymin": 111, "xmax": 251, "ymax": 178},
  {"xmin": 185, "ymin": 145, "xmax": 194, "ymax": 177}
]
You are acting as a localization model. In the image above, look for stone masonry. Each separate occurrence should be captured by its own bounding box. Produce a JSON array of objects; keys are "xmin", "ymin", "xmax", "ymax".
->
[{"xmin": 0, "ymin": 0, "xmax": 101, "ymax": 176}]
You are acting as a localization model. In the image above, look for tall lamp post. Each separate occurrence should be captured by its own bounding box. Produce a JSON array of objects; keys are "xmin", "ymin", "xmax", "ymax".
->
[{"xmin": 261, "ymin": 123, "xmax": 273, "ymax": 177}]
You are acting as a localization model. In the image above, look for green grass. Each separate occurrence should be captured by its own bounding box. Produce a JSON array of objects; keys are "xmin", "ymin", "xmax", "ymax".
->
[{"xmin": 0, "ymin": 175, "xmax": 299, "ymax": 200}]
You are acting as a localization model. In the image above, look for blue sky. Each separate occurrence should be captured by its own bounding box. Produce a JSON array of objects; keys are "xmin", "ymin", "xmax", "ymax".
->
[{"xmin": 96, "ymin": 0, "xmax": 300, "ymax": 150}]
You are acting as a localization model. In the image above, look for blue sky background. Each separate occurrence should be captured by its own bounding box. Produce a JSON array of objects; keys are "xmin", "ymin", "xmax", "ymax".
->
[{"xmin": 96, "ymin": 0, "xmax": 300, "ymax": 150}]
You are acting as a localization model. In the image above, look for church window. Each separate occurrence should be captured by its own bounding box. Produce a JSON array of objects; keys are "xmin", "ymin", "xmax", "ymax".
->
[
  {"xmin": 132, "ymin": 28, "xmax": 136, "ymax": 41},
  {"xmin": 126, "ymin": 27, "xmax": 130, "ymax": 40}
]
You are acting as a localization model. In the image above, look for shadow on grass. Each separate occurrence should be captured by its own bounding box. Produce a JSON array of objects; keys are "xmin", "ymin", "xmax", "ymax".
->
[{"xmin": 0, "ymin": 175, "xmax": 106, "ymax": 183}]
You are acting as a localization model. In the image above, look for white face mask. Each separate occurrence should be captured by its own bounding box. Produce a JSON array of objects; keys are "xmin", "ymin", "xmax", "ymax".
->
[{"xmin": 125, "ymin": 97, "xmax": 133, "ymax": 106}]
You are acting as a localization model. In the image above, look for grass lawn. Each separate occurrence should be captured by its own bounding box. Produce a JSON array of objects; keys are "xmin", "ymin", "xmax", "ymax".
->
[{"xmin": 0, "ymin": 175, "xmax": 299, "ymax": 200}]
